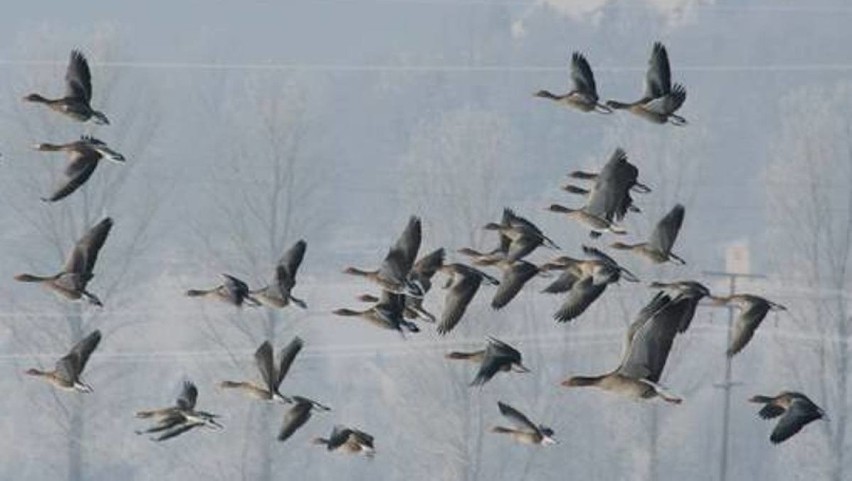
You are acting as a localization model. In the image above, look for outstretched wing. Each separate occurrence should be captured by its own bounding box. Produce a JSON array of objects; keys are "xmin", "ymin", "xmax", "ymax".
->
[
  {"xmin": 275, "ymin": 240, "xmax": 307, "ymax": 289},
  {"xmin": 570, "ymin": 52, "xmax": 597, "ymax": 98},
  {"xmin": 644, "ymin": 42, "xmax": 671, "ymax": 98},
  {"xmin": 63, "ymin": 217, "xmax": 113, "ymax": 277},
  {"xmin": 275, "ymin": 336, "xmax": 304, "ymax": 388},
  {"xmin": 177, "ymin": 381, "xmax": 198, "ymax": 411},
  {"xmin": 44, "ymin": 151, "xmax": 100, "ymax": 202},
  {"xmin": 65, "ymin": 50, "xmax": 93, "ymax": 102},
  {"xmin": 497, "ymin": 401, "xmax": 540, "ymax": 433},
  {"xmin": 648, "ymin": 204, "xmax": 685, "ymax": 255},
  {"xmin": 254, "ymin": 341, "xmax": 276, "ymax": 392}
]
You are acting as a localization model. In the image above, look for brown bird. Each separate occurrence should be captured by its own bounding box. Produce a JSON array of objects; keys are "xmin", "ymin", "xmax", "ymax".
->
[
  {"xmin": 491, "ymin": 401, "xmax": 557, "ymax": 446},
  {"xmin": 25, "ymin": 330, "xmax": 101, "ymax": 392},
  {"xmin": 344, "ymin": 216, "xmax": 424, "ymax": 297},
  {"xmin": 313, "ymin": 425, "xmax": 376, "ymax": 457},
  {"xmin": 610, "ymin": 204, "xmax": 686, "ymax": 264},
  {"xmin": 447, "ymin": 337, "xmax": 530, "ymax": 386},
  {"xmin": 749, "ymin": 392, "xmax": 825, "ymax": 444},
  {"xmin": 185, "ymin": 274, "xmax": 260, "ymax": 307},
  {"xmin": 136, "ymin": 381, "xmax": 223, "ymax": 442},
  {"xmin": 24, "ymin": 50, "xmax": 109, "ymax": 124},
  {"xmin": 33, "ymin": 136, "xmax": 125, "ymax": 202},
  {"xmin": 710, "ymin": 294, "xmax": 787, "ymax": 356},
  {"xmin": 540, "ymin": 245, "xmax": 639, "ymax": 322},
  {"xmin": 560, "ymin": 285, "xmax": 708, "ymax": 403},
  {"xmin": 251, "ymin": 240, "xmax": 308, "ymax": 309},
  {"xmin": 482, "ymin": 208, "xmax": 559, "ymax": 262},
  {"xmin": 534, "ymin": 52, "xmax": 611, "ymax": 114},
  {"xmin": 219, "ymin": 337, "xmax": 303, "ymax": 402},
  {"xmin": 15, "ymin": 217, "xmax": 113, "ymax": 306},
  {"xmin": 606, "ymin": 42, "xmax": 687, "ymax": 125},
  {"xmin": 435, "ymin": 263, "xmax": 499, "ymax": 335},
  {"xmin": 334, "ymin": 290, "xmax": 420, "ymax": 335}
]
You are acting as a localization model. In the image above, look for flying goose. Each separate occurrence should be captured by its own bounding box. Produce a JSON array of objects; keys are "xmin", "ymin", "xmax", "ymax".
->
[
  {"xmin": 251, "ymin": 240, "xmax": 308, "ymax": 309},
  {"xmin": 344, "ymin": 216, "xmax": 424, "ymax": 297},
  {"xmin": 446, "ymin": 337, "xmax": 530, "ymax": 386},
  {"xmin": 540, "ymin": 245, "xmax": 639, "ymax": 322},
  {"xmin": 489, "ymin": 259, "xmax": 546, "ymax": 310},
  {"xmin": 185, "ymin": 274, "xmax": 260, "ymax": 307},
  {"xmin": 534, "ymin": 52, "xmax": 611, "ymax": 114},
  {"xmin": 361, "ymin": 248, "xmax": 447, "ymax": 322},
  {"xmin": 710, "ymin": 294, "xmax": 787, "ymax": 356},
  {"xmin": 750, "ymin": 392, "xmax": 825, "ymax": 444},
  {"xmin": 560, "ymin": 286, "xmax": 708, "ymax": 403},
  {"xmin": 34, "ymin": 136, "xmax": 125, "ymax": 202},
  {"xmin": 610, "ymin": 204, "xmax": 686, "ymax": 264},
  {"xmin": 548, "ymin": 149, "xmax": 640, "ymax": 237},
  {"xmin": 491, "ymin": 402, "xmax": 557, "ymax": 446},
  {"xmin": 606, "ymin": 42, "xmax": 687, "ymax": 125},
  {"xmin": 15, "ymin": 217, "xmax": 113, "ymax": 306},
  {"xmin": 136, "ymin": 381, "xmax": 223, "ymax": 442},
  {"xmin": 313, "ymin": 425, "xmax": 376, "ymax": 457},
  {"xmin": 435, "ymin": 263, "xmax": 499, "ymax": 335},
  {"xmin": 277, "ymin": 396, "xmax": 331, "ymax": 443},
  {"xmin": 24, "ymin": 50, "xmax": 109, "ymax": 124},
  {"xmin": 333, "ymin": 290, "xmax": 420, "ymax": 335},
  {"xmin": 25, "ymin": 330, "xmax": 101, "ymax": 392},
  {"xmin": 219, "ymin": 337, "xmax": 303, "ymax": 402},
  {"xmin": 482, "ymin": 208, "xmax": 559, "ymax": 261}
]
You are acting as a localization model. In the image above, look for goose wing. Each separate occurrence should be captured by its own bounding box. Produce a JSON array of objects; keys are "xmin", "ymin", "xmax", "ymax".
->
[
  {"xmin": 254, "ymin": 341, "xmax": 276, "ymax": 392},
  {"xmin": 727, "ymin": 298, "xmax": 770, "ymax": 356},
  {"xmin": 771, "ymin": 396, "xmax": 823, "ymax": 444},
  {"xmin": 176, "ymin": 381, "xmax": 198, "ymax": 411},
  {"xmin": 644, "ymin": 42, "xmax": 671, "ymax": 98},
  {"xmin": 378, "ymin": 216, "xmax": 421, "ymax": 283},
  {"xmin": 570, "ymin": 52, "xmax": 598, "ymax": 98},
  {"xmin": 277, "ymin": 400, "xmax": 313, "ymax": 442},
  {"xmin": 492, "ymin": 261, "xmax": 538, "ymax": 309},
  {"xmin": 275, "ymin": 240, "xmax": 307, "ymax": 290},
  {"xmin": 63, "ymin": 217, "xmax": 112, "ymax": 277},
  {"xmin": 65, "ymin": 50, "xmax": 92, "ymax": 102},
  {"xmin": 553, "ymin": 276, "xmax": 607, "ymax": 322},
  {"xmin": 438, "ymin": 272, "xmax": 483, "ymax": 335},
  {"xmin": 275, "ymin": 336, "xmax": 304, "ymax": 388},
  {"xmin": 497, "ymin": 401, "xmax": 540, "ymax": 434},
  {"xmin": 617, "ymin": 293, "xmax": 684, "ymax": 382},
  {"xmin": 648, "ymin": 204, "xmax": 685, "ymax": 255},
  {"xmin": 45, "ymin": 150, "xmax": 100, "ymax": 202}
]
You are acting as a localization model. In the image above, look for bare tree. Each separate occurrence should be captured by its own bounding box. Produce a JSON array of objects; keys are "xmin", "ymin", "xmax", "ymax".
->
[
  {"xmin": 763, "ymin": 83, "xmax": 852, "ymax": 481},
  {"xmin": 0, "ymin": 32, "xmax": 163, "ymax": 481},
  {"xmin": 188, "ymin": 71, "xmax": 327, "ymax": 481}
]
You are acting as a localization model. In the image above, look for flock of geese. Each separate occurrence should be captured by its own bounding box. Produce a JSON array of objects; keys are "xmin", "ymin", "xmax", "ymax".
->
[{"xmin": 16, "ymin": 42, "xmax": 826, "ymax": 459}]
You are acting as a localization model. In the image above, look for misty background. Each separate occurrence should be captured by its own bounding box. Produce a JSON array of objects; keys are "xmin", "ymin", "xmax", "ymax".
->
[{"xmin": 0, "ymin": 0, "xmax": 850, "ymax": 480}]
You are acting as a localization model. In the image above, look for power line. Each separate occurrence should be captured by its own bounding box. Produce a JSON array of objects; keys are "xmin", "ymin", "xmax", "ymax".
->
[{"xmin": 2, "ymin": 58, "xmax": 852, "ymax": 73}]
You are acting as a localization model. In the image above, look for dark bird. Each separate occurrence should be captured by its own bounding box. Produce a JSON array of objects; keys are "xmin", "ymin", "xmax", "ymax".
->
[
  {"xmin": 24, "ymin": 50, "xmax": 109, "ymax": 124},
  {"xmin": 185, "ymin": 273, "xmax": 260, "ymax": 307},
  {"xmin": 606, "ymin": 42, "xmax": 687, "ymax": 125},
  {"xmin": 490, "ymin": 259, "xmax": 546, "ymax": 310},
  {"xmin": 491, "ymin": 401, "xmax": 557, "ymax": 446},
  {"xmin": 251, "ymin": 240, "xmax": 308, "ymax": 309},
  {"xmin": 219, "ymin": 337, "xmax": 303, "ymax": 402},
  {"xmin": 446, "ymin": 337, "xmax": 530, "ymax": 387},
  {"xmin": 25, "ymin": 330, "xmax": 101, "ymax": 392},
  {"xmin": 560, "ymin": 285, "xmax": 708, "ymax": 403},
  {"xmin": 534, "ymin": 52, "xmax": 611, "ymax": 114},
  {"xmin": 277, "ymin": 396, "xmax": 331, "ymax": 443},
  {"xmin": 540, "ymin": 245, "xmax": 639, "ymax": 322},
  {"xmin": 610, "ymin": 204, "xmax": 686, "ymax": 264},
  {"xmin": 750, "ymin": 392, "xmax": 825, "ymax": 444},
  {"xmin": 15, "ymin": 217, "xmax": 113, "ymax": 306},
  {"xmin": 334, "ymin": 290, "xmax": 420, "ymax": 336},
  {"xmin": 435, "ymin": 263, "xmax": 499, "ymax": 335},
  {"xmin": 33, "ymin": 136, "xmax": 125, "ymax": 202},
  {"xmin": 547, "ymin": 149, "xmax": 639, "ymax": 237},
  {"xmin": 313, "ymin": 425, "xmax": 376, "ymax": 457},
  {"xmin": 136, "ymin": 381, "xmax": 223, "ymax": 442},
  {"xmin": 344, "ymin": 216, "xmax": 424, "ymax": 297},
  {"xmin": 481, "ymin": 208, "xmax": 559, "ymax": 262},
  {"xmin": 710, "ymin": 295, "xmax": 787, "ymax": 356}
]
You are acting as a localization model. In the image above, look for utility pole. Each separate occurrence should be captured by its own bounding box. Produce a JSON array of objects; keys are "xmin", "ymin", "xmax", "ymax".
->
[{"xmin": 703, "ymin": 270, "xmax": 765, "ymax": 481}]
